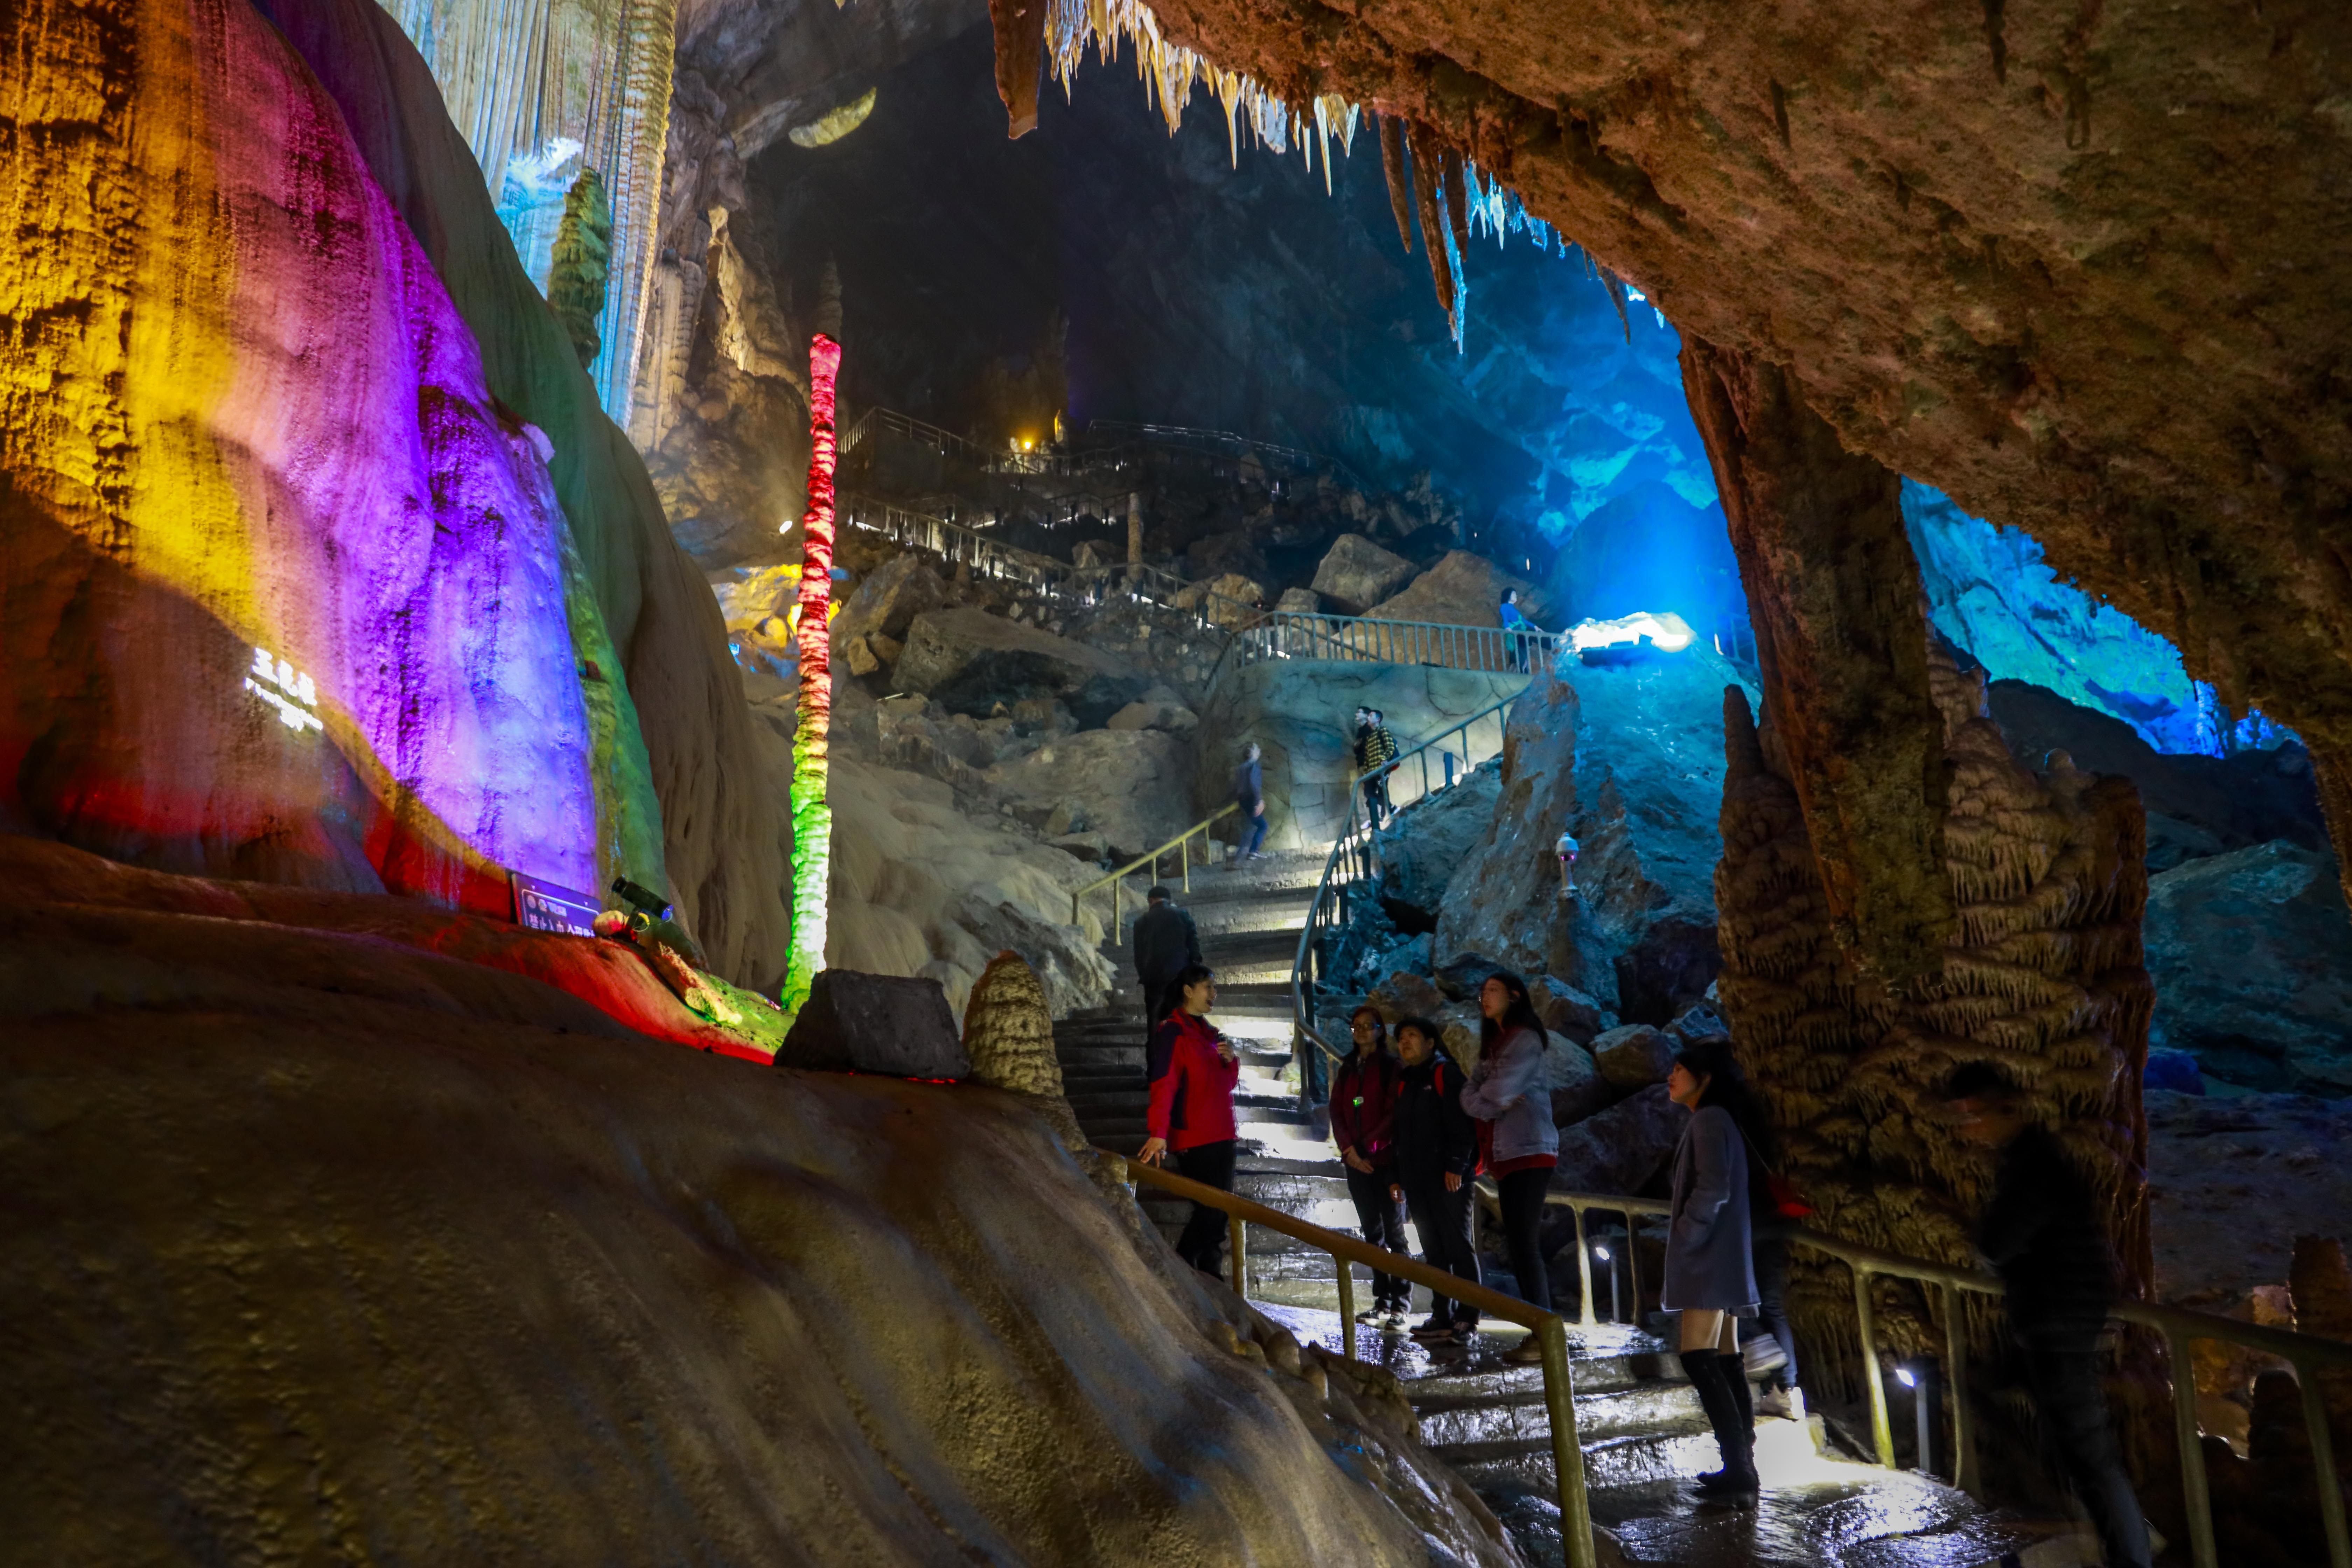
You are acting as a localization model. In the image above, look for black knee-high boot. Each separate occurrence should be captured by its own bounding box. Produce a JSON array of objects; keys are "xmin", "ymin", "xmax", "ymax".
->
[{"xmin": 1678, "ymin": 1350, "xmax": 1758, "ymax": 1495}]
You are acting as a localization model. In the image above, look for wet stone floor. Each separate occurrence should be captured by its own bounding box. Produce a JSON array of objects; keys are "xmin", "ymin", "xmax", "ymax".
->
[{"xmin": 1254, "ymin": 1306, "xmax": 2098, "ymax": 1568}]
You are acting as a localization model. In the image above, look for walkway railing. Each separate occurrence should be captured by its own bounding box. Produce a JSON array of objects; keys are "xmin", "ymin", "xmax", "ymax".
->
[
  {"xmin": 1070, "ymin": 805, "xmax": 1239, "ymax": 932},
  {"xmin": 1208, "ymin": 610, "xmax": 1561, "ymax": 692},
  {"xmin": 1289, "ymin": 686, "xmax": 1525, "ymax": 1059},
  {"xmin": 1085, "ymin": 419, "xmax": 1368, "ymax": 490},
  {"xmin": 1116, "ymin": 1154, "xmax": 1598, "ymax": 1568},
  {"xmin": 840, "ymin": 492, "xmax": 1260, "ymax": 628},
  {"xmin": 1535, "ymin": 1189, "xmax": 2352, "ymax": 1568}
]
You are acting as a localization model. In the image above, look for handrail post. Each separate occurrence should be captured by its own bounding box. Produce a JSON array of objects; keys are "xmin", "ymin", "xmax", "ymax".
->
[
  {"xmin": 2170, "ymin": 1331, "xmax": 2219, "ymax": 1568},
  {"xmin": 1854, "ymin": 1264, "xmax": 1896, "ymax": 1467},
  {"xmin": 1573, "ymin": 1202, "xmax": 1596, "ymax": 1328},
  {"xmin": 1228, "ymin": 1214, "xmax": 1247, "ymax": 1297},
  {"xmin": 1538, "ymin": 1318, "xmax": 1599, "ymax": 1568},
  {"xmin": 1335, "ymin": 1250, "xmax": 1358, "ymax": 1362},
  {"xmin": 1624, "ymin": 1210, "xmax": 1644, "ymax": 1326},
  {"xmin": 2301, "ymin": 1356, "xmax": 2352, "ymax": 1568},
  {"xmin": 1942, "ymin": 1281, "xmax": 1979, "ymax": 1498}
]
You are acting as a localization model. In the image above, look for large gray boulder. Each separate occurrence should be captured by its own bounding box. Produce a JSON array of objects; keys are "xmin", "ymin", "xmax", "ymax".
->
[
  {"xmin": 1553, "ymin": 1085, "xmax": 1684, "ymax": 1195},
  {"xmin": 834, "ymin": 553, "xmax": 947, "ymax": 644},
  {"xmin": 1368, "ymin": 550, "xmax": 1552, "ymax": 629},
  {"xmin": 1591, "ymin": 1023, "xmax": 1674, "ymax": 1092},
  {"xmin": 2146, "ymin": 840, "xmax": 2352, "ymax": 1096},
  {"xmin": 983, "ymin": 728, "xmax": 1198, "ymax": 867},
  {"xmin": 1435, "ymin": 653, "xmax": 1749, "ymax": 1022},
  {"xmin": 1310, "ymin": 533, "xmax": 1418, "ymax": 615},
  {"xmin": 895, "ymin": 608, "xmax": 1141, "ymax": 724},
  {"xmin": 1372, "ymin": 758, "xmax": 1500, "ymax": 919},
  {"xmin": 777, "ymin": 970, "xmax": 969, "ymax": 1079}
]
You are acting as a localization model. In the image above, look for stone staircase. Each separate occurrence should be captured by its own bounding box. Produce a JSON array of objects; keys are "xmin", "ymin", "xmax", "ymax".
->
[{"xmin": 1057, "ymin": 848, "xmax": 2094, "ymax": 1567}]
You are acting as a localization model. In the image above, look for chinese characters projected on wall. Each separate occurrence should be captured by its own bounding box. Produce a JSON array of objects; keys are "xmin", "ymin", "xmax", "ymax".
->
[{"xmin": 245, "ymin": 646, "xmax": 322, "ymax": 733}]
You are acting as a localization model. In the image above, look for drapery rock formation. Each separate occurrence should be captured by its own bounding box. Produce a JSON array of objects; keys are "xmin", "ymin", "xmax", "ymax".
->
[
  {"xmin": 1714, "ymin": 637, "xmax": 2157, "ymax": 1475},
  {"xmin": 1077, "ymin": 0, "xmax": 2352, "ymax": 904},
  {"xmin": 6, "ymin": 0, "xmax": 792, "ymax": 984}
]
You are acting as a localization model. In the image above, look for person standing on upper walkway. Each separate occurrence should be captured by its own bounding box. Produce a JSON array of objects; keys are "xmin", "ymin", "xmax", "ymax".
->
[
  {"xmin": 1332, "ymin": 1005, "xmax": 1409, "ymax": 1330},
  {"xmin": 1138, "ymin": 965, "xmax": 1241, "ymax": 1280},
  {"xmin": 1130, "ymin": 884, "xmax": 1200, "ymax": 1040},
  {"xmin": 1499, "ymin": 588, "xmax": 1542, "ymax": 673},
  {"xmin": 1353, "ymin": 707, "xmax": 1398, "ymax": 826},
  {"xmin": 1939, "ymin": 1062, "xmax": 2153, "ymax": 1568},
  {"xmin": 1230, "ymin": 742, "xmax": 1268, "ymax": 862}
]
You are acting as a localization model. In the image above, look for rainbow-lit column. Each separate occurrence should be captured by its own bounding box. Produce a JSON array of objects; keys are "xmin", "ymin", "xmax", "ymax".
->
[{"xmin": 782, "ymin": 331, "xmax": 842, "ymax": 1016}]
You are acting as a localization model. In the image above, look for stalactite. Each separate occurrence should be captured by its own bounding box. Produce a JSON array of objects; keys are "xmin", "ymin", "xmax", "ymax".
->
[
  {"xmin": 1600, "ymin": 268, "xmax": 1632, "ymax": 343},
  {"xmin": 1440, "ymin": 143, "xmax": 1471, "ymax": 262},
  {"xmin": 782, "ymin": 329, "xmax": 843, "ymax": 1017},
  {"xmin": 593, "ymin": 0, "xmax": 677, "ymax": 423},
  {"xmin": 1379, "ymin": 114, "xmax": 1414, "ymax": 254},
  {"xmin": 988, "ymin": 0, "xmax": 1046, "ymax": 138},
  {"xmin": 1406, "ymin": 123, "xmax": 1462, "ymax": 346}
]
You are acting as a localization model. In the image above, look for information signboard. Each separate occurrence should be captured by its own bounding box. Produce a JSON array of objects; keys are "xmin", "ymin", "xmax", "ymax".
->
[{"xmin": 511, "ymin": 870, "xmax": 602, "ymax": 937}]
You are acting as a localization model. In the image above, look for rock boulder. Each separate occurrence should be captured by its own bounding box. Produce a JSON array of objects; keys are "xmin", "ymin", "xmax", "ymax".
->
[
  {"xmin": 1275, "ymin": 587, "xmax": 1322, "ymax": 614},
  {"xmin": 835, "ymin": 552, "xmax": 949, "ymax": 644},
  {"xmin": 1553, "ymin": 1085, "xmax": 1685, "ymax": 1196},
  {"xmin": 983, "ymin": 728, "xmax": 1198, "ymax": 867},
  {"xmin": 1310, "ymin": 533, "xmax": 1417, "ymax": 615},
  {"xmin": 1591, "ymin": 1023, "xmax": 1674, "ymax": 1092},
  {"xmin": 777, "ymin": 970, "xmax": 969, "ymax": 1078},
  {"xmin": 2146, "ymin": 840, "xmax": 2352, "ymax": 1096},
  {"xmin": 895, "ymin": 607, "xmax": 1140, "ymax": 724},
  {"xmin": 1369, "ymin": 551, "xmax": 1551, "ymax": 629}
]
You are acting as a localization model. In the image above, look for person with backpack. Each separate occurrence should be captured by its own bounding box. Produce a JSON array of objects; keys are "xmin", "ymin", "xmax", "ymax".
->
[
  {"xmin": 1663, "ymin": 1037, "xmax": 1764, "ymax": 1503},
  {"xmin": 1388, "ymin": 1016, "xmax": 1483, "ymax": 1346},
  {"xmin": 1676, "ymin": 1024, "xmax": 1804, "ymax": 1416},
  {"xmin": 1459, "ymin": 969, "xmax": 1559, "ymax": 1365},
  {"xmin": 1137, "ymin": 965, "xmax": 1241, "ymax": 1280},
  {"xmin": 1352, "ymin": 707, "xmax": 1398, "ymax": 826},
  {"xmin": 1331, "ymin": 1005, "xmax": 1409, "ymax": 1329}
]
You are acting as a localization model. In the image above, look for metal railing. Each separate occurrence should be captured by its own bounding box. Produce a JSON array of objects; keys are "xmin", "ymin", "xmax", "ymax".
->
[
  {"xmin": 840, "ymin": 492, "xmax": 1261, "ymax": 628},
  {"xmin": 1535, "ymin": 1189, "xmax": 2352, "ymax": 1568},
  {"xmin": 1084, "ymin": 419, "xmax": 1368, "ymax": 490},
  {"xmin": 1116, "ymin": 1154, "xmax": 1599, "ymax": 1568},
  {"xmin": 1289, "ymin": 687, "xmax": 1526, "ymax": 1058},
  {"xmin": 1069, "ymin": 805, "xmax": 1239, "ymax": 931},
  {"xmin": 1207, "ymin": 610, "xmax": 1561, "ymax": 693}
]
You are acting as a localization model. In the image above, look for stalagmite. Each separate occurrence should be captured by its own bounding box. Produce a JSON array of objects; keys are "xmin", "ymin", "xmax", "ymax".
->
[
  {"xmin": 1681, "ymin": 334, "xmax": 1955, "ymax": 985},
  {"xmin": 1379, "ymin": 114, "xmax": 1415, "ymax": 254},
  {"xmin": 989, "ymin": 0, "xmax": 1048, "ymax": 137},
  {"xmin": 1715, "ymin": 633, "xmax": 2156, "ymax": 1492},
  {"xmin": 784, "ymin": 288, "xmax": 843, "ymax": 1015}
]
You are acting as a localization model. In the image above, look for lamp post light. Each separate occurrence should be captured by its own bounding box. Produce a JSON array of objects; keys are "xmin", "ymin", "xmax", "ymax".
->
[
  {"xmin": 1895, "ymin": 1362, "xmax": 1936, "ymax": 1478},
  {"xmin": 1593, "ymin": 1242, "xmax": 1619, "ymax": 1323}
]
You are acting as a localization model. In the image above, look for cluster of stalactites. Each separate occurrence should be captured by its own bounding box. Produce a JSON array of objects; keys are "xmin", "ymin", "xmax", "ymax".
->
[{"xmin": 1035, "ymin": 0, "xmax": 1636, "ymax": 352}]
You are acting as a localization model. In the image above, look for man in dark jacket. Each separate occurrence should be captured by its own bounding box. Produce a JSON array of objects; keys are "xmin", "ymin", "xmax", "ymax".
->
[
  {"xmin": 1390, "ymin": 1017, "xmax": 1483, "ymax": 1345},
  {"xmin": 1231, "ymin": 743, "xmax": 1267, "ymax": 861},
  {"xmin": 1332, "ymin": 1006, "xmax": 1409, "ymax": 1328},
  {"xmin": 1130, "ymin": 885, "xmax": 1201, "ymax": 1036},
  {"xmin": 1943, "ymin": 1063, "xmax": 2152, "ymax": 1568}
]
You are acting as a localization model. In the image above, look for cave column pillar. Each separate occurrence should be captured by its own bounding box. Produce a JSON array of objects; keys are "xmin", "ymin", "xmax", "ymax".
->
[{"xmin": 1679, "ymin": 336, "xmax": 1954, "ymax": 983}]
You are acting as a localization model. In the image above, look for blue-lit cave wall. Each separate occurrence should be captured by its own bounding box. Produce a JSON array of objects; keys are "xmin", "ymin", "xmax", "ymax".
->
[{"xmin": 1902, "ymin": 480, "xmax": 2291, "ymax": 756}]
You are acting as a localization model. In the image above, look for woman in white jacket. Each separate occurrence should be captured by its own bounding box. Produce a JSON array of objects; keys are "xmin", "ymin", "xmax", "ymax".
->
[{"xmin": 1460, "ymin": 969, "xmax": 1559, "ymax": 1365}]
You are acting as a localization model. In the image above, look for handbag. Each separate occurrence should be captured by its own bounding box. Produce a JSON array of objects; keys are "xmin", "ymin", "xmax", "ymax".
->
[{"xmin": 1733, "ymin": 1119, "xmax": 1813, "ymax": 1219}]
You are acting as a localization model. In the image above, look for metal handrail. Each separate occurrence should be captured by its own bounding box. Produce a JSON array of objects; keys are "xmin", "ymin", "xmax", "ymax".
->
[
  {"xmin": 1536, "ymin": 1188, "xmax": 2352, "ymax": 1568},
  {"xmin": 1205, "ymin": 610, "xmax": 1562, "ymax": 694},
  {"xmin": 1288, "ymin": 686, "xmax": 1528, "ymax": 1061},
  {"xmin": 1084, "ymin": 419, "xmax": 1369, "ymax": 490},
  {"xmin": 840, "ymin": 492, "xmax": 1261, "ymax": 628},
  {"xmin": 1114, "ymin": 1153, "xmax": 1599, "ymax": 1568},
  {"xmin": 1069, "ymin": 805, "xmax": 1239, "ymax": 932}
]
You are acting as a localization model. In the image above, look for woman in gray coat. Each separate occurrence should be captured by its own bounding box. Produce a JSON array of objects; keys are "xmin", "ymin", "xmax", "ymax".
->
[{"xmin": 1663, "ymin": 1037, "xmax": 1763, "ymax": 1502}]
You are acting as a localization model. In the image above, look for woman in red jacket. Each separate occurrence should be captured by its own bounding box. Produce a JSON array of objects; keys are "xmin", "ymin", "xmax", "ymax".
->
[{"xmin": 1137, "ymin": 964, "xmax": 1242, "ymax": 1279}]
